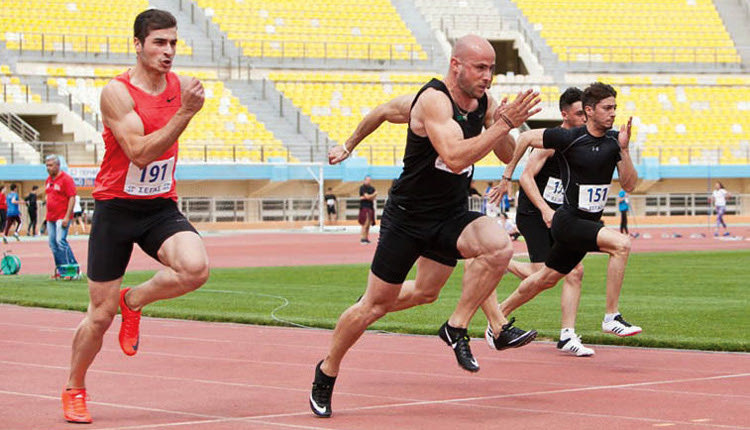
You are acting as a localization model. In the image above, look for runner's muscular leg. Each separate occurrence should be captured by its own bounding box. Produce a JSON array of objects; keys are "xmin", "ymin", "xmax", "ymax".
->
[
  {"xmin": 123, "ymin": 231, "xmax": 209, "ymax": 311},
  {"xmin": 322, "ymin": 271, "xmax": 402, "ymax": 377},
  {"xmin": 67, "ymin": 278, "xmax": 122, "ymax": 388},
  {"xmin": 499, "ymin": 265, "xmax": 564, "ymax": 317},
  {"xmin": 481, "ymin": 262, "xmax": 545, "ymax": 333},
  {"xmin": 560, "ymin": 263, "xmax": 584, "ymax": 329},
  {"xmin": 449, "ymin": 217, "xmax": 512, "ymax": 329},
  {"xmin": 390, "ymin": 257, "xmax": 454, "ymax": 312},
  {"xmin": 595, "ymin": 228, "xmax": 631, "ymax": 314}
]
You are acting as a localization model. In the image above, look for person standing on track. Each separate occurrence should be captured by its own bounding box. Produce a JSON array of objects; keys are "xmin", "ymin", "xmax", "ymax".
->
[
  {"xmin": 2, "ymin": 184, "xmax": 23, "ymax": 243},
  {"xmin": 309, "ymin": 34, "xmax": 540, "ymax": 418},
  {"xmin": 0, "ymin": 184, "xmax": 7, "ymax": 236},
  {"xmin": 25, "ymin": 185, "xmax": 39, "ymax": 237},
  {"xmin": 617, "ymin": 189, "xmax": 630, "ymax": 236},
  {"xmin": 491, "ymin": 82, "xmax": 643, "ymax": 341},
  {"xmin": 711, "ymin": 182, "xmax": 731, "ymax": 237},
  {"xmin": 61, "ymin": 9, "xmax": 209, "ymax": 424},
  {"xmin": 358, "ymin": 176, "xmax": 377, "ymax": 244},
  {"xmin": 44, "ymin": 155, "xmax": 79, "ymax": 275}
]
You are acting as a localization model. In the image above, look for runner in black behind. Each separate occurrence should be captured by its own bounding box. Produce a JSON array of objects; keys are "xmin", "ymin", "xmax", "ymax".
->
[
  {"xmin": 492, "ymin": 82, "xmax": 642, "ymax": 339},
  {"xmin": 310, "ymin": 34, "xmax": 541, "ymax": 418}
]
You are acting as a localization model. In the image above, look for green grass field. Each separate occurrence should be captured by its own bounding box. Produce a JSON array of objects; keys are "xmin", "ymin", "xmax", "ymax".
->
[{"xmin": 1, "ymin": 250, "xmax": 748, "ymax": 352}]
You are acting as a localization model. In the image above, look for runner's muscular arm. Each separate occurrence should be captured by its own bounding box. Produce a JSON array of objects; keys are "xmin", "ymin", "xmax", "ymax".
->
[
  {"xmin": 487, "ymin": 128, "xmax": 546, "ymax": 203},
  {"xmin": 329, "ymin": 94, "xmax": 415, "ymax": 164},
  {"xmin": 616, "ymin": 117, "xmax": 637, "ymax": 193},
  {"xmin": 416, "ymin": 89, "xmax": 539, "ymax": 173},
  {"xmin": 485, "ymin": 96, "xmax": 516, "ymax": 164},
  {"xmin": 519, "ymin": 148, "xmax": 557, "ymax": 227},
  {"xmin": 100, "ymin": 75, "xmax": 204, "ymax": 169}
]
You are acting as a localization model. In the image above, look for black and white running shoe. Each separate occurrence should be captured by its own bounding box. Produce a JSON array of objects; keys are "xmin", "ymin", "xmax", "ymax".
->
[
  {"xmin": 309, "ymin": 360, "xmax": 336, "ymax": 418},
  {"xmin": 602, "ymin": 314, "xmax": 642, "ymax": 337},
  {"xmin": 438, "ymin": 321, "xmax": 479, "ymax": 372},
  {"xmin": 557, "ymin": 335, "xmax": 595, "ymax": 357},
  {"xmin": 485, "ymin": 317, "xmax": 537, "ymax": 351}
]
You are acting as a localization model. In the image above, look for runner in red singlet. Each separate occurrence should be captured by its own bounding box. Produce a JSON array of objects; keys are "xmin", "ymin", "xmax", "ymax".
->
[{"xmin": 61, "ymin": 9, "xmax": 208, "ymax": 424}]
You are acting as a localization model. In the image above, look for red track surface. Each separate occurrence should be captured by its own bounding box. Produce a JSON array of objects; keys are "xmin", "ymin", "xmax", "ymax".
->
[
  {"xmin": 1, "ymin": 304, "xmax": 749, "ymax": 430},
  {"xmin": 1, "ymin": 227, "xmax": 749, "ymax": 429}
]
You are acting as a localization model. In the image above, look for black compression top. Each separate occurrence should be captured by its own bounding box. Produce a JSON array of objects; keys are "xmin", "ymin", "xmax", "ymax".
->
[{"xmin": 388, "ymin": 78, "xmax": 488, "ymax": 220}]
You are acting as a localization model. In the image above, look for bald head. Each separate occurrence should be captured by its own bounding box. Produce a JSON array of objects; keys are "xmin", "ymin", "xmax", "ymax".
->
[
  {"xmin": 447, "ymin": 34, "xmax": 495, "ymax": 100},
  {"xmin": 452, "ymin": 34, "xmax": 494, "ymax": 62}
]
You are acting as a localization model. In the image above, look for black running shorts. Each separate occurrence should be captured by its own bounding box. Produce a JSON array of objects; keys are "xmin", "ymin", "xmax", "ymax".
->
[
  {"xmin": 87, "ymin": 198, "xmax": 198, "ymax": 282},
  {"xmin": 370, "ymin": 203, "xmax": 483, "ymax": 284},
  {"xmin": 516, "ymin": 211, "xmax": 553, "ymax": 263},
  {"xmin": 545, "ymin": 206, "xmax": 604, "ymax": 275}
]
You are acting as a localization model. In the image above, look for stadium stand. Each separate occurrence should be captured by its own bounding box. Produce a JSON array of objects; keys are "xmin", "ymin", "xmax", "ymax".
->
[
  {"xmin": 271, "ymin": 71, "xmax": 448, "ymax": 166},
  {"xmin": 195, "ymin": 0, "xmax": 427, "ymax": 61},
  {"xmin": 598, "ymin": 75, "xmax": 750, "ymax": 164},
  {"xmin": 0, "ymin": 0, "xmax": 191, "ymax": 56},
  {"xmin": 512, "ymin": 0, "xmax": 740, "ymax": 64}
]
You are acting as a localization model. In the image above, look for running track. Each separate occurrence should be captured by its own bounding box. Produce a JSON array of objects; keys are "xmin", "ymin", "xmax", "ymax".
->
[
  {"xmin": 1, "ymin": 227, "xmax": 749, "ymax": 429},
  {"xmin": 1, "ymin": 305, "xmax": 748, "ymax": 429}
]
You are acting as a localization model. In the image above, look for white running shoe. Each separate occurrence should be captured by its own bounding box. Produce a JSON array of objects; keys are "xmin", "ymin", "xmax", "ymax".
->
[
  {"xmin": 557, "ymin": 335, "xmax": 595, "ymax": 357},
  {"xmin": 602, "ymin": 314, "xmax": 642, "ymax": 337}
]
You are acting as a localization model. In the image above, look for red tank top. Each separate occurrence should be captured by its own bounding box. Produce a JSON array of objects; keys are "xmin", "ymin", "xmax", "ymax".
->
[{"xmin": 93, "ymin": 70, "xmax": 181, "ymax": 201}]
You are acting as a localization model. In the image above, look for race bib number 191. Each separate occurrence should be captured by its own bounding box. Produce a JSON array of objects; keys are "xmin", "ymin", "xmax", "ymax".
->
[
  {"xmin": 124, "ymin": 157, "xmax": 175, "ymax": 196},
  {"xmin": 578, "ymin": 184, "xmax": 610, "ymax": 213}
]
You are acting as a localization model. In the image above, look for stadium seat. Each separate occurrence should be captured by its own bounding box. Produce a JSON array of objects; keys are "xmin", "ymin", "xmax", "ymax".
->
[
  {"xmin": 0, "ymin": 0, "xmax": 193, "ymax": 55},
  {"xmin": 513, "ymin": 0, "xmax": 740, "ymax": 64},
  {"xmin": 194, "ymin": 0, "xmax": 426, "ymax": 61}
]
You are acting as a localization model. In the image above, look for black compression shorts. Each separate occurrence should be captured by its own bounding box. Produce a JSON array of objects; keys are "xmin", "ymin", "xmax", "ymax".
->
[
  {"xmin": 516, "ymin": 211, "xmax": 553, "ymax": 263},
  {"xmin": 87, "ymin": 198, "xmax": 198, "ymax": 282},
  {"xmin": 370, "ymin": 203, "xmax": 483, "ymax": 284},
  {"xmin": 546, "ymin": 206, "xmax": 603, "ymax": 275}
]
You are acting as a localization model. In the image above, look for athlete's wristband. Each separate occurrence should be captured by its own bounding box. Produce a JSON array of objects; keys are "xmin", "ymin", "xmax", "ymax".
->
[
  {"xmin": 342, "ymin": 145, "xmax": 351, "ymax": 156},
  {"xmin": 499, "ymin": 113, "xmax": 514, "ymax": 129},
  {"xmin": 501, "ymin": 176, "xmax": 512, "ymax": 181}
]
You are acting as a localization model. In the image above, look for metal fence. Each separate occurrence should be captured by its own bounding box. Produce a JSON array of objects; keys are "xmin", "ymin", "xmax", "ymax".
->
[{"xmin": 3, "ymin": 141, "xmax": 750, "ymax": 166}]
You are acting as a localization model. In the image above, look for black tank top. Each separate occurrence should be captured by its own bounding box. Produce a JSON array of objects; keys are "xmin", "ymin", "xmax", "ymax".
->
[
  {"xmin": 516, "ymin": 150, "xmax": 564, "ymax": 215},
  {"xmin": 388, "ymin": 79, "xmax": 487, "ymax": 220}
]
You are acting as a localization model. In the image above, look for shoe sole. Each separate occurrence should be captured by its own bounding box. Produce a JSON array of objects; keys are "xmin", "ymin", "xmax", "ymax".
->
[
  {"xmin": 485, "ymin": 329, "xmax": 538, "ymax": 351},
  {"xmin": 603, "ymin": 327, "xmax": 642, "ymax": 337},
  {"xmin": 558, "ymin": 346, "xmax": 595, "ymax": 357},
  {"xmin": 65, "ymin": 417, "xmax": 93, "ymax": 424}
]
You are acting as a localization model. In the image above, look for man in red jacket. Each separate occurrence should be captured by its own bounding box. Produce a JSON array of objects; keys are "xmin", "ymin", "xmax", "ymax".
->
[{"xmin": 44, "ymin": 155, "xmax": 79, "ymax": 275}]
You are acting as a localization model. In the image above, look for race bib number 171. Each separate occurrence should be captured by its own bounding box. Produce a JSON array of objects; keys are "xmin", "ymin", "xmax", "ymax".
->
[{"xmin": 124, "ymin": 157, "xmax": 175, "ymax": 196}]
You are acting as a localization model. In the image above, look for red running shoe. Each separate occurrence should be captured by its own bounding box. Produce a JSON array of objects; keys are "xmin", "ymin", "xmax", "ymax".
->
[
  {"xmin": 61, "ymin": 388, "xmax": 92, "ymax": 424},
  {"xmin": 119, "ymin": 288, "xmax": 141, "ymax": 356}
]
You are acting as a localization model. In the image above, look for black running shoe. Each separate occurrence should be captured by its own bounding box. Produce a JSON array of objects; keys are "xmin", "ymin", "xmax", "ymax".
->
[
  {"xmin": 485, "ymin": 317, "xmax": 537, "ymax": 351},
  {"xmin": 438, "ymin": 321, "xmax": 479, "ymax": 372},
  {"xmin": 309, "ymin": 360, "xmax": 336, "ymax": 418}
]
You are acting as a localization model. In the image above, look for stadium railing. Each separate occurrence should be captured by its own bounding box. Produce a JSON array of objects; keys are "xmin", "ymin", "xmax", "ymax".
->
[
  {"xmin": 0, "ymin": 112, "xmax": 39, "ymax": 142},
  {"xmin": 3, "ymin": 142, "xmax": 749, "ymax": 166},
  {"xmin": 559, "ymin": 46, "xmax": 739, "ymax": 66}
]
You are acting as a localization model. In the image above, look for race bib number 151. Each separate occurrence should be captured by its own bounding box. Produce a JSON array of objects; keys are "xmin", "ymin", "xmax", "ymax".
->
[
  {"xmin": 578, "ymin": 184, "xmax": 610, "ymax": 213},
  {"xmin": 124, "ymin": 157, "xmax": 175, "ymax": 196}
]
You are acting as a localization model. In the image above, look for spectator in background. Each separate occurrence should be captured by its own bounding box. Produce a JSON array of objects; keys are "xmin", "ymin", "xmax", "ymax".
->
[
  {"xmin": 617, "ymin": 189, "xmax": 630, "ymax": 235},
  {"xmin": 501, "ymin": 212, "xmax": 520, "ymax": 241},
  {"xmin": 481, "ymin": 181, "xmax": 493, "ymax": 214},
  {"xmin": 358, "ymin": 175, "xmax": 377, "ymax": 244},
  {"xmin": 72, "ymin": 195, "xmax": 87, "ymax": 235},
  {"xmin": 2, "ymin": 184, "xmax": 23, "ymax": 243},
  {"xmin": 324, "ymin": 187, "xmax": 338, "ymax": 223},
  {"xmin": 0, "ymin": 184, "xmax": 7, "ymax": 235},
  {"xmin": 44, "ymin": 154, "xmax": 79, "ymax": 276},
  {"xmin": 711, "ymin": 181, "xmax": 731, "ymax": 237},
  {"xmin": 25, "ymin": 185, "xmax": 39, "ymax": 236}
]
